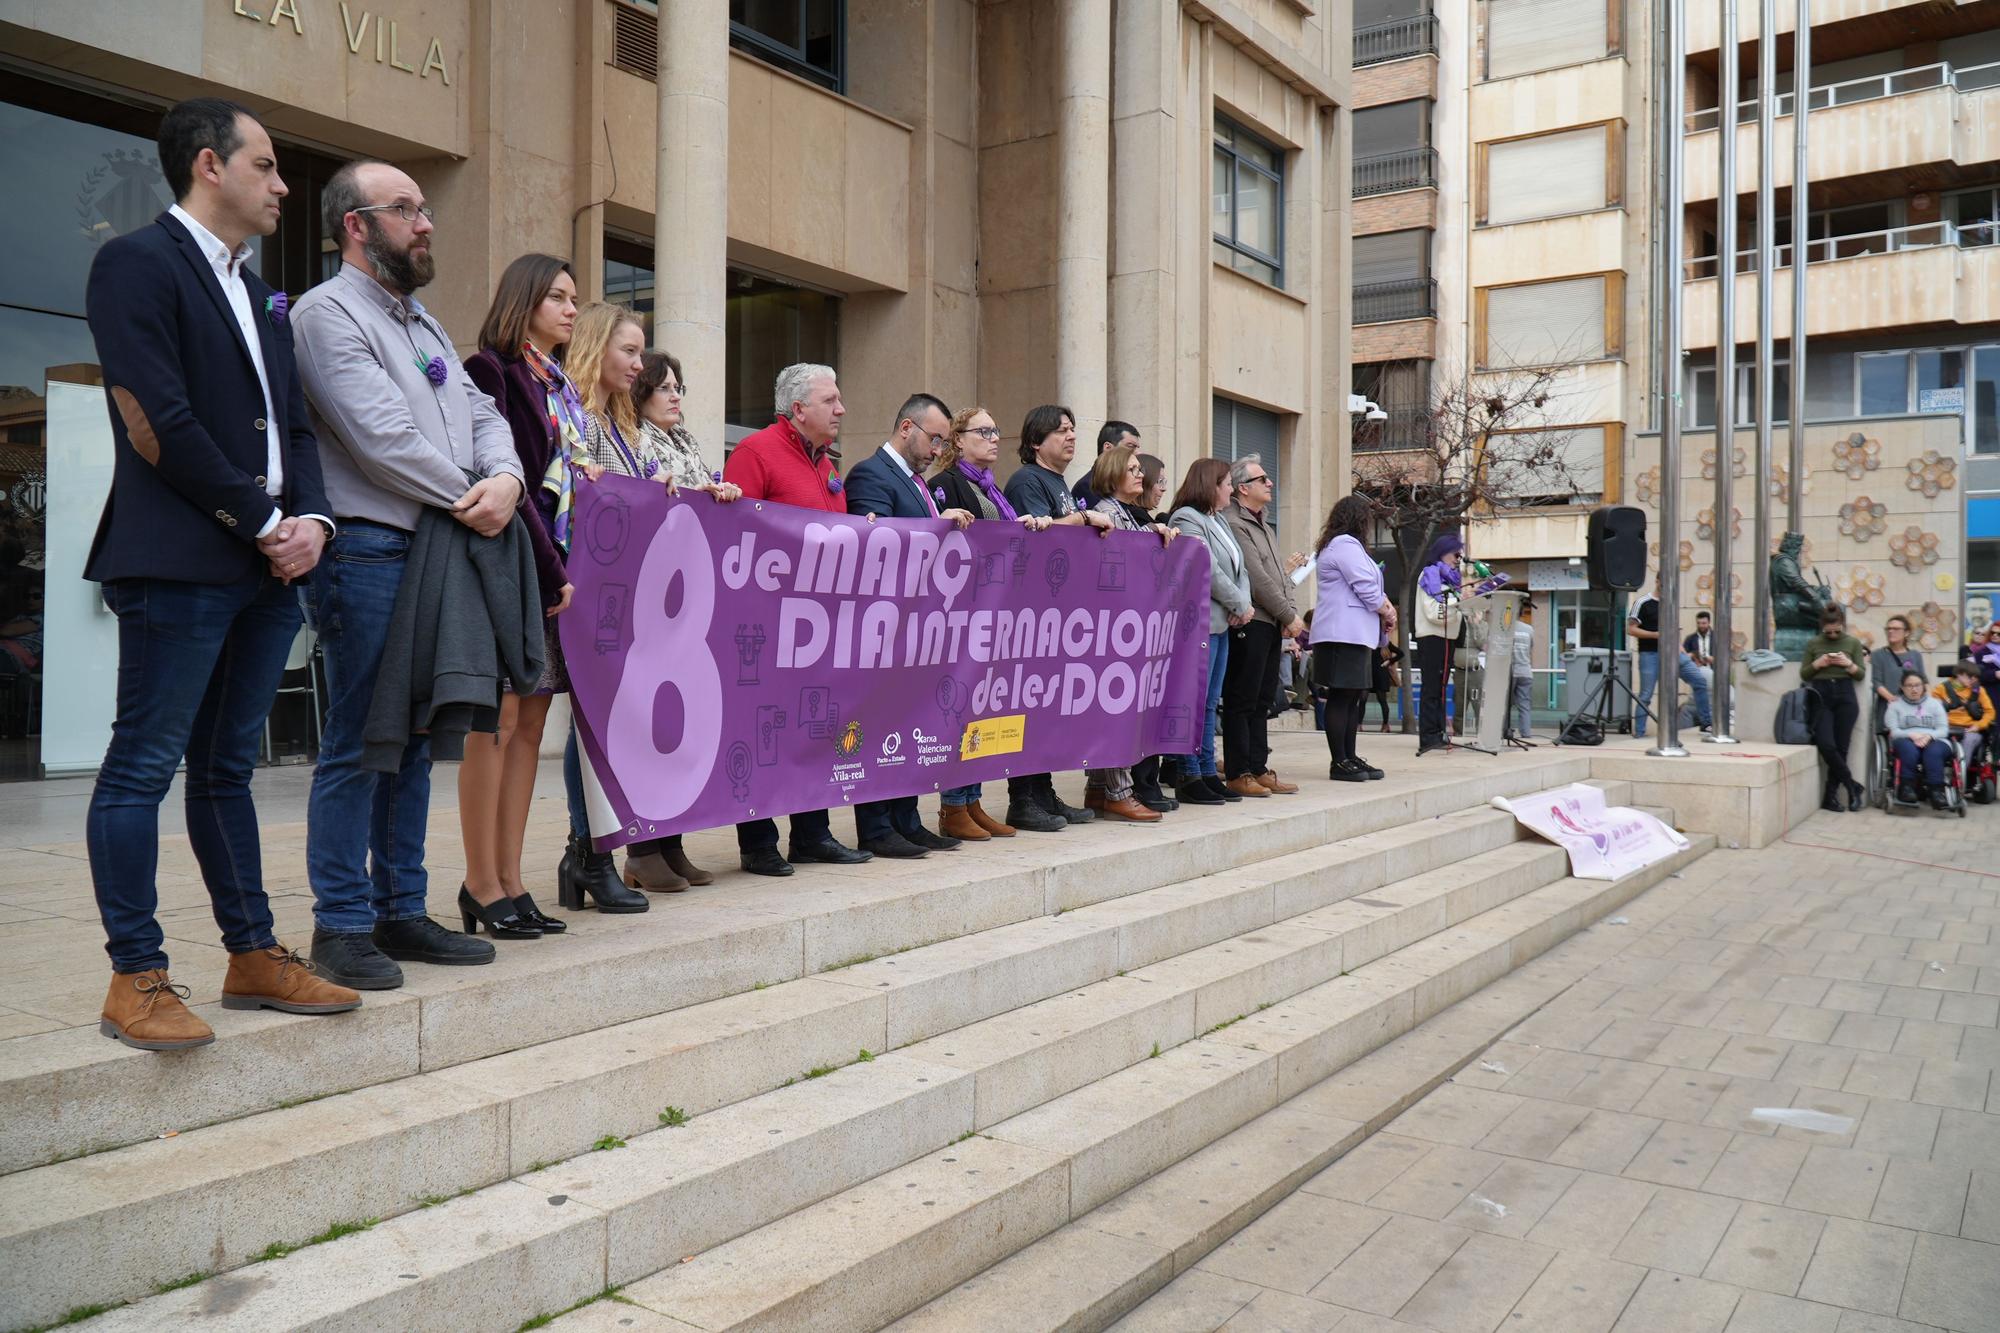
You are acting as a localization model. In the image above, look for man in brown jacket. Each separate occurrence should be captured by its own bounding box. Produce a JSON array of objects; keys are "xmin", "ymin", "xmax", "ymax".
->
[{"xmin": 1222, "ymin": 456, "xmax": 1306, "ymax": 797}]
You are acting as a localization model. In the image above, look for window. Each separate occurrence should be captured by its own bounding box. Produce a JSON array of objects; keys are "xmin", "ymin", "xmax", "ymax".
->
[
  {"xmin": 1354, "ymin": 229, "xmax": 1431, "ymax": 285},
  {"xmin": 1951, "ymin": 186, "xmax": 2000, "ymax": 246},
  {"xmin": 1357, "ymin": 0, "xmax": 1431, "ymax": 24},
  {"xmin": 1354, "ymin": 101, "xmax": 1431, "ymax": 157},
  {"xmin": 1857, "ymin": 352, "xmax": 1909, "ymax": 416},
  {"xmin": 1213, "ymin": 397, "xmax": 1283, "ymax": 528},
  {"xmin": 1850, "ymin": 344, "xmax": 2000, "ymax": 452},
  {"xmin": 1482, "ymin": 124, "xmax": 1618, "ymax": 225},
  {"xmin": 1484, "ymin": 0, "xmax": 1613, "ymax": 79},
  {"xmin": 603, "ymin": 244, "xmax": 840, "ymax": 448},
  {"xmin": 1213, "ymin": 117, "xmax": 1284, "ymax": 287},
  {"xmin": 1485, "ymin": 424, "xmax": 1610, "ymax": 507},
  {"xmin": 1684, "ymin": 361, "xmax": 1791, "ymax": 429},
  {"xmin": 1480, "ymin": 274, "xmax": 1617, "ymax": 368},
  {"xmin": 1353, "ymin": 361, "xmax": 1433, "ymax": 450},
  {"xmin": 730, "ymin": 0, "xmax": 843, "ymax": 93}
]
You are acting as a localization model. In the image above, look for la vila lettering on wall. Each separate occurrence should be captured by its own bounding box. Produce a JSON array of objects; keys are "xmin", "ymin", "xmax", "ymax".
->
[{"xmin": 232, "ymin": 0, "xmax": 452, "ymax": 85}]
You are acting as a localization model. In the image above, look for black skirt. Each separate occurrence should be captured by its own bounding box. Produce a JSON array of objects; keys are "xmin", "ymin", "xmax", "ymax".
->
[{"xmin": 1314, "ymin": 641, "xmax": 1372, "ymax": 692}]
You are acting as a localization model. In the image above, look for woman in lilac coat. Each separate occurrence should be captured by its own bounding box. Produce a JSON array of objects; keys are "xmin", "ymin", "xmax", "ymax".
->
[{"xmin": 1311, "ymin": 494, "xmax": 1398, "ymax": 781}]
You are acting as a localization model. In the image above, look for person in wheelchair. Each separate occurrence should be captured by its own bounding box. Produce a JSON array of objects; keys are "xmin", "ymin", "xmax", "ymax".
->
[
  {"xmin": 1934, "ymin": 659, "xmax": 1992, "ymax": 776},
  {"xmin": 1885, "ymin": 669, "xmax": 1954, "ymax": 810}
]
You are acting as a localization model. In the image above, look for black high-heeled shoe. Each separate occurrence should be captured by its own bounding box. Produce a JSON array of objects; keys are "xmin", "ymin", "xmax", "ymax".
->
[
  {"xmin": 508, "ymin": 891, "xmax": 567, "ymax": 934},
  {"xmin": 1844, "ymin": 780, "xmax": 1864, "ymax": 813},
  {"xmin": 458, "ymin": 885, "xmax": 542, "ymax": 939}
]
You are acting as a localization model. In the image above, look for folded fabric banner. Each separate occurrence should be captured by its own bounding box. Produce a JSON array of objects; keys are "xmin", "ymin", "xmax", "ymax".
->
[
  {"xmin": 1490, "ymin": 782, "xmax": 1689, "ymax": 881},
  {"xmin": 562, "ymin": 475, "xmax": 1214, "ymax": 848}
]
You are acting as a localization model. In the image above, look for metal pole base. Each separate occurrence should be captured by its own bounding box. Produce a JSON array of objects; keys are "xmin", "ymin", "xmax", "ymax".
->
[
  {"xmin": 1702, "ymin": 733, "xmax": 1742, "ymax": 745},
  {"xmin": 1648, "ymin": 744, "xmax": 1691, "ymax": 757}
]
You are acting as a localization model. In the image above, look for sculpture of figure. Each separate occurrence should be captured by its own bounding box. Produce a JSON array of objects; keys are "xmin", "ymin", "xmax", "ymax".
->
[{"xmin": 1771, "ymin": 530, "xmax": 1834, "ymax": 658}]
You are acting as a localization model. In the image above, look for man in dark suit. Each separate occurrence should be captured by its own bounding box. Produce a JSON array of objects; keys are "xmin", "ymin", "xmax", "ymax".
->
[
  {"xmin": 843, "ymin": 393, "xmax": 974, "ymax": 857},
  {"xmin": 83, "ymin": 98, "xmax": 360, "ymax": 1050}
]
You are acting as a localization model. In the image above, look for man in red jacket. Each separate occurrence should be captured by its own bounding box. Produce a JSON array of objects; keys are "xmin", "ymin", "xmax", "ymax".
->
[{"xmin": 721, "ymin": 363, "xmax": 874, "ymax": 876}]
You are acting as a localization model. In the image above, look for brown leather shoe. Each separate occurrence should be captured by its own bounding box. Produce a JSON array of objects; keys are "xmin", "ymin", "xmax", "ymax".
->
[
  {"xmin": 1256, "ymin": 770, "xmax": 1300, "ymax": 794},
  {"xmin": 939, "ymin": 804, "xmax": 991, "ymax": 841},
  {"xmin": 1098, "ymin": 796, "xmax": 1164, "ymax": 822},
  {"xmin": 663, "ymin": 844, "xmax": 715, "ymax": 887},
  {"xmin": 623, "ymin": 849, "xmax": 689, "ymax": 892},
  {"xmin": 221, "ymin": 946, "xmax": 362, "ymax": 1015},
  {"xmin": 966, "ymin": 802, "xmax": 1015, "ymax": 837},
  {"xmin": 101, "ymin": 970, "xmax": 214, "ymax": 1051},
  {"xmin": 1225, "ymin": 775, "xmax": 1271, "ymax": 798}
]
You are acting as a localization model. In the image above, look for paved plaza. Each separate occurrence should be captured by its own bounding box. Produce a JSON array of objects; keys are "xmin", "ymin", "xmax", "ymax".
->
[{"xmin": 1111, "ymin": 801, "xmax": 2000, "ymax": 1333}]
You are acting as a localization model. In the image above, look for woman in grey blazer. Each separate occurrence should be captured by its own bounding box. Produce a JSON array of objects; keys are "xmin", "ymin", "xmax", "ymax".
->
[{"xmin": 1168, "ymin": 458, "xmax": 1253, "ymax": 805}]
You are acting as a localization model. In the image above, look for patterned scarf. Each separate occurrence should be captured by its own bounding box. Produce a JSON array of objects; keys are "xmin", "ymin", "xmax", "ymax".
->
[
  {"xmin": 953, "ymin": 460, "xmax": 1017, "ymax": 520},
  {"xmin": 523, "ymin": 340, "xmax": 590, "ymax": 553}
]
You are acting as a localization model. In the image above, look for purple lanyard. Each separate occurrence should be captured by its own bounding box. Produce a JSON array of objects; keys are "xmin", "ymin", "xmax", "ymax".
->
[{"xmin": 603, "ymin": 419, "xmax": 656, "ymax": 480}]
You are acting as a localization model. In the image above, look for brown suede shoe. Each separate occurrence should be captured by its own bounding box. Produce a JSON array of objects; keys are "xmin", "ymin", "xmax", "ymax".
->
[
  {"xmin": 101, "ymin": 970, "xmax": 214, "ymax": 1051},
  {"xmin": 623, "ymin": 849, "xmax": 689, "ymax": 892},
  {"xmin": 939, "ymin": 804, "xmax": 991, "ymax": 841},
  {"xmin": 1256, "ymin": 770, "xmax": 1300, "ymax": 794},
  {"xmin": 966, "ymin": 802, "xmax": 1015, "ymax": 837},
  {"xmin": 1225, "ymin": 775, "xmax": 1271, "ymax": 798},
  {"xmin": 1097, "ymin": 796, "xmax": 1164, "ymax": 823},
  {"xmin": 221, "ymin": 946, "xmax": 362, "ymax": 1015},
  {"xmin": 663, "ymin": 844, "xmax": 715, "ymax": 887}
]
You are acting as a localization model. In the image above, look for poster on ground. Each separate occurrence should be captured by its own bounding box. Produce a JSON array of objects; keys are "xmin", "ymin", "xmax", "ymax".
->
[
  {"xmin": 1491, "ymin": 782, "xmax": 1689, "ymax": 881},
  {"xmin": 562, "ymin": 475, "xmax": 1213, "ymax": 848}
]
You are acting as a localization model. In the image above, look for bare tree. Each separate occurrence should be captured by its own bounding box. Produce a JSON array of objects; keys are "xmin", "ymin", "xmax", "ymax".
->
[{"xmin": 1352, "ymin": 364, "xmax": 1585, "ymax": 729}]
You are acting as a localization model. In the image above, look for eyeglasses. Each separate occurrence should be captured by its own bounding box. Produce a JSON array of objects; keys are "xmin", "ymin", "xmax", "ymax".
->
[
  {"xmin": 351, "ymin": 201, "xmax": 435, "ymax": 223},
  {"xmin": 1241, "ymin": 473, "xmax": 1271, "ymax": 486},
  {"xmin": 661, "ymin": 381, "xmax": 686, "ymax": 397},
  {"xmin": 961, "ymin": 426, "xmax": 1000, "ymax": 440},
  {"xmin": 907, "ymin": 421, "xmax": 949, "ymax": 449}
]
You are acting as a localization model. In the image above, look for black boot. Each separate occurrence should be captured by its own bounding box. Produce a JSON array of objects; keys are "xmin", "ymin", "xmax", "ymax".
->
[
  {"xmin": 1039, "ymin": 776, "xmax": 1095, "ymax": 824},
  {"xmin": 558, "ymin": 833, "xmax": 650, "ymax": 913},
  {"xmin": 1005, "ymin": 795, "xmax": 1067, "ymax": 832}
]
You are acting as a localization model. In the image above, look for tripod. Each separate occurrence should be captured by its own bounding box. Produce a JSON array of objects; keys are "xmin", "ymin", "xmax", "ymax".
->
[{"xmin": 1558, "ymin": 652, "xmax": 1651, "ymax": 745}]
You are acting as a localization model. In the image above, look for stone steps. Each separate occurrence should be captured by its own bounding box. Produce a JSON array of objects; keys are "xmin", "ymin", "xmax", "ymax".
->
[
  {"xmin": 0, "ymin": 794, "xmax": 1585, "ymax": 1330},
  {"xmin": 55, "ymin": 823, "xmax": 1706, "ymax": 1333},
  {"xmin": 0, "ymin": 761, "xmax": 1596, "ymax": 1179},
  {"xmin": 581, "ymin": 841, "xmax": 1709, "ymax": 1333}
]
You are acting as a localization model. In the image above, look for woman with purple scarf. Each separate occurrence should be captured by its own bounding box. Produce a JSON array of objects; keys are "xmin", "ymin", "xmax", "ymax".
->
[
  {"xmin": 929, "ymin": 405, "xmax": 1055, "ymax": 838},
  {"xmin": 1413, "ymin": 533, "xmax": 1466, "ymax": 755}
]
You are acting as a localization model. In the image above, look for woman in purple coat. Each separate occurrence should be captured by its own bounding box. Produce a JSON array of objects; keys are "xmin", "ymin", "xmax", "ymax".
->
[{"xmin": 1311, "ymin": 494, "xmax": 1398, "ymax": 781}]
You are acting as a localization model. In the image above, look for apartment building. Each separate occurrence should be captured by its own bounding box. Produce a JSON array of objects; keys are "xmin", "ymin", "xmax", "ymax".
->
[
  {"xmin": 1352, "ymin": 0, "xmax": 1999, "ymax": 719},
  {"xmin": 1349, "ymin": 0, "xmax": 1650, "ymax": 676},
  {"xmin": 0, "ymin": 0, "xmax": 1355, "ymax": 778}
]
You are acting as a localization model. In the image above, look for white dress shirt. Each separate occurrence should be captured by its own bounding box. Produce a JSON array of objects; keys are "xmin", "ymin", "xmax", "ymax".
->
[
  {"xmin": 879, "ymin": 441, "xmax": 940, "ymax": 516},
  {"xmin": 168, "ymin": 204, "xmax": 285, "ymax": 539}
]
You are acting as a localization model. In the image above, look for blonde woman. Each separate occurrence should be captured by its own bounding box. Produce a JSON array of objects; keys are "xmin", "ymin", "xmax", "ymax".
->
[{"xmin": 570, "ymin": 303, "xmax": 737, "ymax": 892}]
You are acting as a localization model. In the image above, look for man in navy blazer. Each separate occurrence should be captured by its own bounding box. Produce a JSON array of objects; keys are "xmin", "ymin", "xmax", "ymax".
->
[
  {"xmin": 83, "ymin": 98, "xmax": 358, "ymax": 1051},
  {"xmin": 843, "ymin": 393, "xmax": 974, "ymax": 858}
]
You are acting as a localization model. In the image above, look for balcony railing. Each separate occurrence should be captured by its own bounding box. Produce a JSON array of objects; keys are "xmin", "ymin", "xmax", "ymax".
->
[
  {"xmin": 1354, "ymin": 277, "xmax": 1439, "ymax": 324},
  {"xmin": 1354, "ymin": 14, "xmax": 1439, "ymax": 67},
  {"xmin": 1683, "ymin": 219, "xmax": 1996, "ymax": 279},
  {"xmin": 1354, "ymin": 147, "xmax": 1439, "ymax": 196},
  {"xmin": 1354, "ymin": 399, "xmax": 1433, "ymax": 451},
  {"xmin": 1684, "ymin": 59, "xmax": 2000, "ymax": 130}
]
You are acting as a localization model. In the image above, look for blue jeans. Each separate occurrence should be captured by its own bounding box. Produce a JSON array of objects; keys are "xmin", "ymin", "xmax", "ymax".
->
[
  {"xmin": 304, "ymin": 524, "xmax": 432, "ymax": 933},
  {"xmin": 1634, "ymin": 650, "xmax": 1713, "ymax": 737},
  {"xmin": 1198, "ymin": 632, "xmax": 1229, "ymax": 778},
  {"xmin": 1893, "ymin": 736, "xmax": 1947, "ymax": 789},
  {"xmin": 943, "ymin": 783, "xmax": 981, "ymax": 804},
  {"xmin": 87, "ymin": 576, "xmax": 300, "ymax": 973},
  {"xmin": 564, "ymin": 725, "xmax": 588, "ymax": 839}
]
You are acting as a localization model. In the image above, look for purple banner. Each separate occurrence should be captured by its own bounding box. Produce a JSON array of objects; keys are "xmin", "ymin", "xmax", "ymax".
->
[{"xmin": 560, "ymin": 474, "xmax": 1213, "ymax": 848}]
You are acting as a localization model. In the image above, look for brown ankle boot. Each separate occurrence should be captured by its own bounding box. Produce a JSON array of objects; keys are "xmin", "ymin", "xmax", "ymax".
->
[
  {"xmin": 939, "ymin": 804, "xmax": 991, "ymax": 841},
  {"xmin": 1225, "ymin": 774, "xmax": 1270, "ymax": 798},
  {"xmin": 222, "ymin": 946, "xmax": 362, "ymax": 1015},
  {"xmin": 101, "ymin": 970, "xmax": 214, "ymax": 1051},
  {"xmin": 1255, "ymin": 770, "xmax": 1300, "ymax": 794},
  {"xmin": 663, "ymin": 844, "xmax": 715, "ymax": 887},
  {"xmin": 1098, "ymin": 796, "xmax": 1164, "ymax": 823},
  {"xmin": 623, "ymin": 849, "xmax": 689, "ymax": 892},
  {"xmin": 966, "ymin": 802, "xmax": 1015, "ymax": 837}
]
